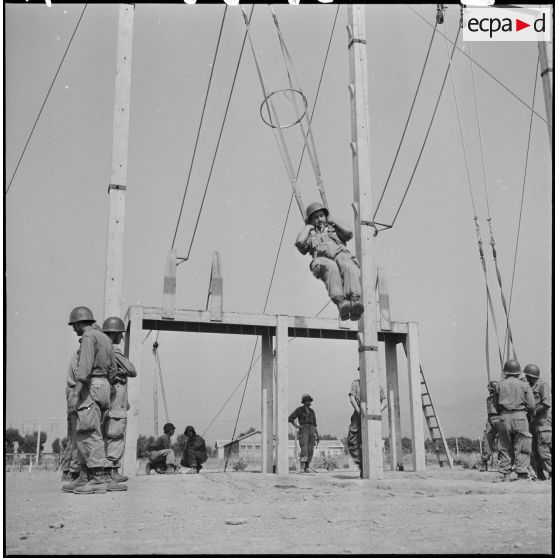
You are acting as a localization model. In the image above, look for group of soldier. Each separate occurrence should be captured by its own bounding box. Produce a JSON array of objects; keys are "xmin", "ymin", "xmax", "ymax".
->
[{"xmin": 482, "ymin": 359, "xmax": 552, "ymax": 482}]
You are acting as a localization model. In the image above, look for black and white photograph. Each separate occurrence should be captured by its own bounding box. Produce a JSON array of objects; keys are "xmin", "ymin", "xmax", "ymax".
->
[{"xmin": 5, "ymin": 1, "xmax": 553, "ymax": 554}]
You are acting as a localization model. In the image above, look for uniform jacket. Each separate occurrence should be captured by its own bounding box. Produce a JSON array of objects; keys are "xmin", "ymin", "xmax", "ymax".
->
[
  {"xmin": 497, "ymin": 376, "xmax": 536, "ymax": 414},
  {"xmin": 349, "ymin": 379, "xmax": 386, "ymax": 407},
  {"xmin": 111, "ymin": 347, "xmax": 137, "ymax": 384},
  {"xmin": 149, "ymin": 434, "xmax": 172, "ymax": 452},
  {"xmin": 530, "ymin": 379, "xmax": 552, "ymax": 428},
  {"xmin": 185, "ymin": 434, "xmax": 207, "ymax": 456},
  {"xmin": 289, "ymin": 405, "xmax": 317, "ymax": 427},
  {"xmin": 76, "ymin": 328, "xmax": 117, "ymax": 382}
]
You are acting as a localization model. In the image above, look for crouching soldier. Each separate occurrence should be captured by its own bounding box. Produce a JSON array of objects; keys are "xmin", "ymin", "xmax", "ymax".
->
[
  {"xmin": 480, "ymin": 380, "xmax": 500, "ymax": 472},
  {"xmin": 102, "ymin": 316, "xmax": 136, "ymax": 483},
  {"xmin": 180, "ymin": 426, "xmax": 208, "ymax": 474},
  {"xmin": 524, "ymin": 364, "xmax": 552, "ymax": 481},
  {"xmin": 295, "ymin": 202, "xmax": 363, "ymax": 321},
  {"xmin": 146, "ymin": 423, "xmax": 179, "ymax": 474}
]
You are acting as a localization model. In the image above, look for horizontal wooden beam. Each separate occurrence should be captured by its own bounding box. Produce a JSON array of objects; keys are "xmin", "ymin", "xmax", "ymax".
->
[{"xmin": 139, "ymin": 306, "xmax": 408, "ymax": 341}]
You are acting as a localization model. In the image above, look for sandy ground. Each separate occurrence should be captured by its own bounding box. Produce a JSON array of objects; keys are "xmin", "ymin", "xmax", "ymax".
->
[{"xmin": 4, "ymin": 465, "xmax": 553, "ymax": 555}]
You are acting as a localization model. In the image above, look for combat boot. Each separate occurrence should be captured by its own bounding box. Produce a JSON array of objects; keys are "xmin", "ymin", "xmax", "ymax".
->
[
  {"xmin": 61, "ymin": 468, "xmax": 89, "ymax": 493},
  {"xmin": 299, "ymin": 463, "xmax": 306, "ymax": 473},
  {"xmin": 110, "ymin": 468, "xmax": 128, "ymax": 483},
  {"xmin": 103, "ymin": 468, "xmax": 128, "ymax": 491},
  {"xmin": 480, "ymin": 461, "xmax": 488, "ymax": 472},
  {"xmin": 336, "ymin": 299, "xmax": 351, "ymax": 321},
  {"xmin": 349, "ymin": 296, "xmax": 364, "ymax": 321},
  {"xmin": 73, "ymin": 468, "xmax": 107, "ymax": 494}
]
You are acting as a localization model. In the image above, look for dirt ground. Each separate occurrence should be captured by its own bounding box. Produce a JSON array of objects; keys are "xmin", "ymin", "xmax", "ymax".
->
[{"xmin": 4, "ymin": 464, "xmax": 553, "ymax": 555}]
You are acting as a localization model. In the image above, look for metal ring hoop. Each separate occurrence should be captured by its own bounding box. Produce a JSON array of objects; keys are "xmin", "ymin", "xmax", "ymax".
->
[{"xmin": 259, "ymin": 88, "xmax": 308, "ymax": 130}]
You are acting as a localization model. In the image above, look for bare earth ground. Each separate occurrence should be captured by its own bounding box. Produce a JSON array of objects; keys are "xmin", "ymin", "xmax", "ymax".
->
[{"xmin": 4, "ymin": 465, "xmax": 553, "ymax": 555}]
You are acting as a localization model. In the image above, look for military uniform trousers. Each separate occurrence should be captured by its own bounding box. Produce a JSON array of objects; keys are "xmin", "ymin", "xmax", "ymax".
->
[
  {"xmin": 75, "ymin": 377, "xmax": 111, "ymax": 469},
  {"xmin": 347, "ymin": 410, "xmax": 362, "ymax": 466},
  {"xmin": 297, "ymin": 424, "xmax": 317, "ymax": 465},
  {"xmin": 105, "ymin": 382, "xmax": 128, "ymax": 468},
  {"xmin": 310, "ymin": 251, "xmax": 361, "ymax": 303},
  {"xmin": 481, "ymin": 416, "xmax": 500, "ymax": 464},
  {"xmin": 149, "ymin": 449, "xmax": 179, "ymax": 468},
  {"xmin": 60, "ymin": 412, "xmax": 83, "ymax": 473},
  {"xmin": 497, "ymin": 411, "xmax": 532, "ymax": 475},
  {"xmin": 530, "ymin": 422, "xmax": 552, "ymax": 479}
]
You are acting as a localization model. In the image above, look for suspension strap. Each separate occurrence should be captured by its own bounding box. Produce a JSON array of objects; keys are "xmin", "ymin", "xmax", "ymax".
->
[
  {"xmin": 241, "ymin": 7, "xmax": 306, "ymax": 221},
  {"xmin": 152, "ymin": 340, "xmax": 169, "ymax": 425},
  {"xmin": 269, "ymin": 6, "xmax": 329, "ymax": 210}
]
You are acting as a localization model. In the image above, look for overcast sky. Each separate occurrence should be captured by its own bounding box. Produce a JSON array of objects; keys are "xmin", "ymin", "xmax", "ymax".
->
[{"xmin": 5, "ymin": 3, "xmax": 552, "ymax": 449}]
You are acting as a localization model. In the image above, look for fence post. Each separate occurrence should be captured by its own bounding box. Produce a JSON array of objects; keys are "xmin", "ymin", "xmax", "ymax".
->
[{"xmin": 35, "ymin": 425, "xmax": 41, "ymax": 467}]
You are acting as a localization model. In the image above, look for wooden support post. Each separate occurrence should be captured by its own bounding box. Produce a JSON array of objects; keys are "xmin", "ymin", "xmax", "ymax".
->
[
  {"xmin": 275, "ymin": 315, "xmax": 289, "ymax": 475},
  {"xmin": 123, "ymin": 305, "xmax": 143, "ymax": 477},
  {"xmin": 538, "ymin": 36, "xmax": 553, "ymax": 151},
  {"xmin": 377, "ymin": 267, "xmax": 392, "ymax": 331},
  {"xmin": 348, "ymin": 4, "xmax": 383, "ymax": 480},
  {"xmin": 35, "ymin": 424, "xmax": 41, "ymax": 467},
  {"xmin": 104, "ymin": 4, "xmax": 135, "ymax": 319},
  {"xmin": 261, "ymin": 330, "xmax": 274, "ymax": 473},
  {"xmin": 385, "ymin": 340, "xmax": 403, "ymax": 471},
  {"xmin": 162, "ymin": 249, "xmax": 177, "ymax": 319},
  {"xmin": 208, "ymin": 251, "xmax": 223, "ymax": 322},
  {"xmin": 406, "ymin": 323, "xmax": 426, "ymax": 472}
]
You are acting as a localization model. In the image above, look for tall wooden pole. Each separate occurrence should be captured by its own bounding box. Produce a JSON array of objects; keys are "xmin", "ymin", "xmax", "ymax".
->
[
  {"xmin": 347, "ymin": 4, "xmax": 383, "ymax": 480},
  {"xmin": 538, "ymin": 27, "xmax": 553, "ymax": 151},
  {"xmin": 104, "ymin": 4, "xmax": 134, "ymax": 320}
]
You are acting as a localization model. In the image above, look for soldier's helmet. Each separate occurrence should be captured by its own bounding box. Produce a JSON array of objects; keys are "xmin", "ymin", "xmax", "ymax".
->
[
  {"xmin": 68, "ymin": 306, "xmax": 95, "ymax": 325},
  {"xmin": 487, "ymin": 380, "xmax": 499, "ymax": 391},
  {"xmin": 305, "ymin": 202, "xmax": 329, "ymax": 224},
  {"xmin": 503, "ymin": 359, "xmax": 521, "ymax": 375},
  {"xmin": 301, "ymin": 393, "xmax": 314, "ymax": 403},
  {"xmin": 523, "ymin": 364, "xmax": 540, "ymax": 379},
  {"xmin": 102, "ymin": 316, "xmax": 126, "ymax": 333}
]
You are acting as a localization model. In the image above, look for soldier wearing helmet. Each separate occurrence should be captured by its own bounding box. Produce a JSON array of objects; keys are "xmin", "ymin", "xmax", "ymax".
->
[
  {"xmin": 523, "ymin": 364, "xmax": 552, "ymax": 480},
  {"xmin": 146, "ymin": 422, "xmax": 179, "ymax": 474},
  {"xmin": 102, "ymin": 316, "xmax": 137, "ymax": 484},
  {"xmin": 180, "ymin": 426, "xmax": 208, "ymax": 474},
  {"xmin": 288, "ymin": 394, "xmax": 319, "ymax": 473},
  {"xmin": 480, "ymin": 380, "xmax": 500, "ymax": 472},
  {"xmin": 495, "ymin": 360, "xmax": 536, "ymax": 482},
  {"xmin": 66, "ymin": 306, "xmax": 122, "ymax": 494},
  {"xmin": 294, "ymin": 202, "xmax": 363, "ymax": 321}
]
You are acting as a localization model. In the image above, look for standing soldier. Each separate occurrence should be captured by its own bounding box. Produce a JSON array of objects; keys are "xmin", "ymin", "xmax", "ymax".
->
[
  {"xmin": 496, "ymin": 359, "xmax": 536, "ymax": 482},
  {"xmin": 288, "ymin": 394, "xmax": 319, "ymax": 473},
  {"xmin": 480, "ymin": 380, "xmax": 500, "ymax": 472},
  {"xmin": 102, "ymin": 316, "xmax": 137, "ymax": 483},
  {"xmin": 523, "ymin": 364, "xmax": 552, "ymax": 481},
  {"xmin": 66, "ymin": 306, "xmax": 125, "ymax": 494},
  {"xmin": 295, "ymin": 203, "xmax": 363, "ymax": 321},
  {"xmin": 347, "ymin": 373, "xmax": 387, "ymax": 478}
]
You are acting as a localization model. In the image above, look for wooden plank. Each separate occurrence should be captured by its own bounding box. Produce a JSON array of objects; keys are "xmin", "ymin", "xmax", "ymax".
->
[
  {"xmin": 208, "ymin": 251, "xmax": 223, "ymax": 322},
  {"xmin": 162, "ymin": 249, "xmax": 176, "ymax": 319},
  {"xmin": 385, "ymin": 340, "xmax": 403, "ymax": 471},
  {"xmin": 406, "ymin": 322, "xmax": 426, "ymax": 472},
  {"xmin": 104, "ymin": 4, "xmax": 134, "ymax": 319},
  {"xmin": 377, "ymin": 267, "xmax": 392, "ymax": 331},
  {"xmin": 348, "ymin": 4, "xmax": 383, "ymax": 480},
  {"xmin": 261, "ymin": 331, "xmax": 274, "ymax": 473},
  {"xmin": 538, "ymin": 40, "xmax": 553, "ymax": 151},
  {"xmin": 275, "ymin": 315, "xmax": 289, "ymax": 475},
  {"xmin": 122, "ymin": 305, "xmax": 142, "ymax": 477}
]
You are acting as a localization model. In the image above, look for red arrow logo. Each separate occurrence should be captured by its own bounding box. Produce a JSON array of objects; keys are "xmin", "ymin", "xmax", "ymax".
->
[{"xmin": 516, "ymin": 18, "xmax": 530, "ymax": 31}]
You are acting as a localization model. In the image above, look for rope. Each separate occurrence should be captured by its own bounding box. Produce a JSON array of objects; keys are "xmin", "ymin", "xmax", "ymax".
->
[
  {"xmin": 504, "ymin": 55, "xmax": 540, "ymax": 357},
  {"xmin": 389, "ymin": 20, "xmax": 461, "ymax": 227},
  {"xmin": 6, "ymin": 5, "xmax": 88, "ymax": 194},
  {"xmin": 407, "ymin": 4, "xmax": 548, "ymax": 124},
  {"xmin": 171, "ymin": 5, "xmax": 228, "ymax": 250},
  {"xmin": 374, "ymin": 17, "xmax": 437, "ymax": 221},
  {"xmin": 152, "ymin": 340, "xmax": 170, "ymax": 424},
  {"xmin": 176, "ymin": 5, "xmax": 255, "ymax": 266}
]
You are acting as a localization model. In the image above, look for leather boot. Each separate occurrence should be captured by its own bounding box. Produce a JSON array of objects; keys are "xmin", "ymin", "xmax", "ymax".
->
[
  {"xmin": 73, "ymin": 468, "xmax": 108, "ymax": 494},
  {"xmin": 349, "ymin": 296, "xmax": 364, "ymax": 321},
  {"xmin": 336, "ymin": 300, "xmax": 351, "ymax": 321},
  {"xmin": 62, "ymin": 468, "xmax": 89, "ymax": 493},
  {"xmin": 103, "ymin": 468, "xmax": 128, "ymax": 491},
  {"xmin": 299, "ymin": 463, "xmax": 306, "ymax": 473},
  {"xmin": 110, "ymin": 468, "xmax": 128, "ymax": 483}
]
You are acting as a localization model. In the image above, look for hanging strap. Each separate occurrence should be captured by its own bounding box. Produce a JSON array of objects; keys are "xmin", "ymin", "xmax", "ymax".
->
[
  {"xmin": 241, "ymin": 7, "xmax": 306, "ymax": 221},
  {"xmin": 152, "ymin": 341, "xmax": 169, "ymax": 425}
]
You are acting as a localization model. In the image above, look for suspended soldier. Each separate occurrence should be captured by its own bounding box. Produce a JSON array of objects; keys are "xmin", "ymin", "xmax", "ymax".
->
[
  {"xmin": 102, "ymin": 316, "xmax": 137, "ymax": 483},
  {"xmin": 288, "ymin": 394, "xmax": 319, "ymax": 473},
  {"xmin": 66, "ymin": 307, "xmax": 126, "ymax": 494},
  {"xmin": 347, "ymin": 374, "xmax": 387, "ymax": 478},
  {"xmin": 496, "ymin": 359, "xmax": 536, "ymax": 482},
  {"xmin": 295, "ymin": 202, "xmax": 363, "ymax": 321},
  {"xmin": 480, "ymin": 380, "xmax": 500, "ymax": 472},
  {"xmin": 146, "ymin": 422, "xmax": 180, "ymax": 474},
  {"xmin": 524, "ymin": 364, "xmax": 552, "ymax": 481},
  {"xmin": 180, "ymin": 425, "xmax": 208, "ymax": 474}
]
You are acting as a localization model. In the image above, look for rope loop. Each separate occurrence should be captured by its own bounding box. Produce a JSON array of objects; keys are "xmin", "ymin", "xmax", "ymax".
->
[{"xmin": 259, "ymin": 88, "xmax": 308, "ymax": 130}]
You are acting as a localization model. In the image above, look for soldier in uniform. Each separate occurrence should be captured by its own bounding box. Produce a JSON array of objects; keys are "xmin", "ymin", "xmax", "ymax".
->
[
  {"xmin": 295, "ymin": 202, "xmax": 363, "ymax": 321},
  {"xmin": 524, "ymin": 364, "xmax": 552, "ymax": 480},
  {"xmin": 180, "ymin": 425, "xmax": 208, "ymax": 474},
  {"xmin": 288, "ymin": 394, "xmax": 319, "ymax": 473},
  {"xmin": 496, "ymin": 359, "xmax": 536, "ymax": 482},
  {"xmin": 102, "ymin": 316, "xmax": 137, "ymax": 483},
  {"xmin": 480, "ymin": 380, "xmax": 500, "ymax": 472},
  {"xmin": 146, "ymin": 422, "xmax": 179, "ymax": 474}
]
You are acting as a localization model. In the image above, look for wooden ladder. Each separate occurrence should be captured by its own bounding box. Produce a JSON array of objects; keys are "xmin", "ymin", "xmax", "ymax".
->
[{"xmin": 420, "ymin": 367, "xmax": 453, "ymax": 468}]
